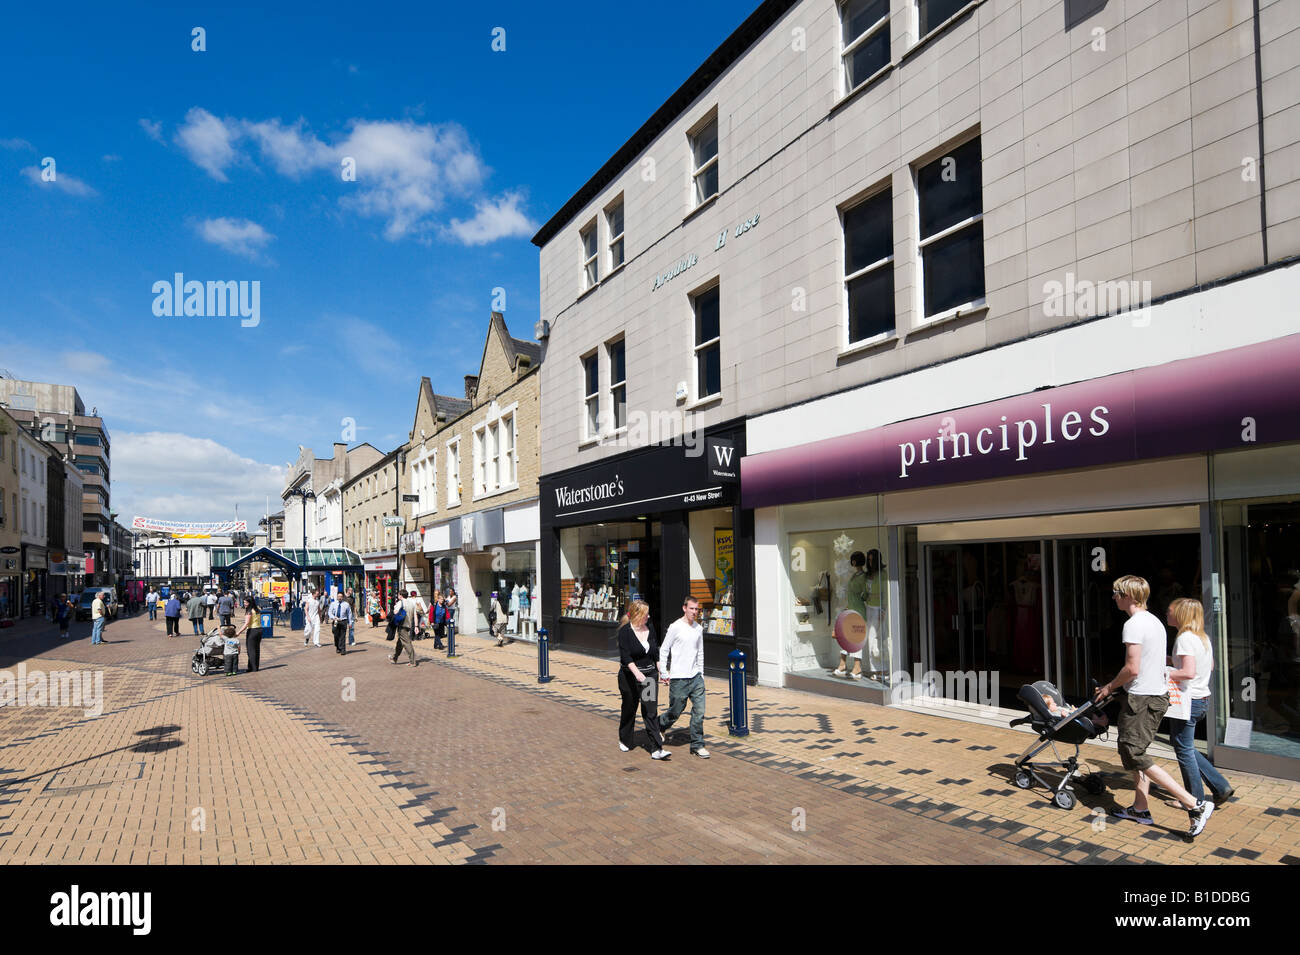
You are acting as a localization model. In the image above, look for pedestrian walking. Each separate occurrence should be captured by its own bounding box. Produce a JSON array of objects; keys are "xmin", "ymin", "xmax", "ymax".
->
[
  {"xmin": 490, "ymin": 591, "xmax": 510, "ymax": 646},
  {"xmin": 186, "ymin": 591, "xmax": 205, "ymax": 635},
  {"xmin": 445, "ymin": 588, "xmax": 458, "ymax": 641},
  {"xmin": 345, "ymin": 588, "xmax": 356, "ymax": 646},
  {"xmin": 90, "ymin": 590, "xmax": 107, "ymax": 645},
  {"xmin": 1166, "ymin": 597, "xmax": 1234, "ymax": 806},
  {"xmin": 302, "ymin": 587, "xmax": 322, "ymax": 647},
  {"xmin": 146, "ymin": 586, "xmax": 158, "ymax": 620},
  {"xmin": 388, "ymin": 589, "xmax": 424, "ymax": 667},
  {"xmin": 217, "ymin": 590, "xmax": 234, "ymax": 627},
  {"xmin": 616, "ymin": 599, "xmax": 669, "ymax": 760},
  {"xmin": 55, "ymin": 593, "xmax": 73, "ymax": 639},
  {"xmin": 658, "ymin": 595, "xmax": 709, "ymax": 758},
  {"xmin": 329, "ymin": 590, "xmax": 353, "ymax": 655},
  {"xmin": 205, "ymin": 590, "xmax": 216, "ymax": 621},
  {"xmin": 236, "ymin": 596, "xmax": 264, "ymax": 672},
  {"xmin": 1096, "ymin": 575, "xmax": 1214, "ymax": 837},
  {"xmin": 432, "ymin": 591, "xmax": 447, "ymax": 649},
  {"xmin": 164, "ymin": 593, "xmax": 181, "ymax": 636}
]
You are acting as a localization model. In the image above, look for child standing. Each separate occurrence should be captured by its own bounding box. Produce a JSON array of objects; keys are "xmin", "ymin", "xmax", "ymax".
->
[{"xmin": 224, "ymin": 629, "xmax": 240, "ymax": 676}]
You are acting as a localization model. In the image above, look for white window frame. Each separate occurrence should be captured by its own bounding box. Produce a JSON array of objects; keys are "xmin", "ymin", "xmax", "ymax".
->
[
  {"xmin": 580, "ymin": 219, "xmax": 599, "ymax": 290},
  {"xmin": 840, "ymin": 187, "xmax": 895, "ymax": 351},
  {"xmin": 606, "ymin": 196, "xmax": 625, "ymax": 272},
  {"xmin": 471, "ymin": 402, "xmax": 520, "ymax": 501},
  {"xmin": 689, "ymin": 112, "xmax": 719, "ymax": 208},
  {"xmin": 411, "ymin": 445, "xmax": 437, "ymax": 517},
  {"xmin": 914, "ymin": 135, "xmax": 986, "ymax": 325},
  {"xmin": 607, "ymin": 338, "xmax": 627, "ymax": 433},
  {"xmin": 446, "ymin": 437, "xmax": 461, "ymax": 507},
  {"xmin": 692, "ymin": 283, "xmax": 722, "ymax": 402},
  {"xmin": 582, "ymin": 351, "xmax": 600, "ymax": 441},
  {"xmin": 840, "ymin": 0, "xmax": 891, "ymax": 96},
  {"xmin": 498, "ymin": 412, "xmax": 516, "ymax": 487}
]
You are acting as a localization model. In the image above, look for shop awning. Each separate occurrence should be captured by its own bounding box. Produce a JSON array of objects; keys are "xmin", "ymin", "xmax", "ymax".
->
[{"xmin": 209, "ymin": 546, "xmax": 363, "ymax": 574}]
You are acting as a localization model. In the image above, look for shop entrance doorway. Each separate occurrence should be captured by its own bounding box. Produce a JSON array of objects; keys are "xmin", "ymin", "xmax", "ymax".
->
[
  {"xmin": 926, "ymin": 541, "xmax": 1044, "ymax": 709},
  {"xmin": 617, "ymin": 547, "xmax": 660, "ymax": 635},
  {"xmin": 922, "ymin": 530, "xmax": 1201, "ymax": 710},
  {"xmin": 1054, "ymin": 532, "xmax": 1200, "ymax": 701}
]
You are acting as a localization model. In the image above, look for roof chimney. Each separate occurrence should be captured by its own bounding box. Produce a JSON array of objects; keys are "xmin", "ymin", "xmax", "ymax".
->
[{"xmin": 464, "ymin": 375, "xmax": 479, "ymax": 401}]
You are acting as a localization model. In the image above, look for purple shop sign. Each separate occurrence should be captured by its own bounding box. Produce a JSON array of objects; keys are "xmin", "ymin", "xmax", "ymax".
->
[{"xmin": 742, "ymin": 333, "xmax": 1300, "ymax": 509}]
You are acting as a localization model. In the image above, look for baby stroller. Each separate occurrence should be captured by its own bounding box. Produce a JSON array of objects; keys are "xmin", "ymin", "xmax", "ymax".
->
[
  {"xmin": 191, "ymin": 627, "xmax": 232, "ymax": 676},
  {"xmin": 1008, "ymin": 680, "xmax": 1111, "ymax": 810}
]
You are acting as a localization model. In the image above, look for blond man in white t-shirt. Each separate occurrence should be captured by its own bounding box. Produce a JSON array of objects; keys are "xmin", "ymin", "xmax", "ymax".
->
[
  {"xmin": 1095, "ymin": 575, "xmax": 1214, "ymax": 837},
  {"xmin": 1165, "ymin": 597, "xmax": 1234, "ymax": 806}
]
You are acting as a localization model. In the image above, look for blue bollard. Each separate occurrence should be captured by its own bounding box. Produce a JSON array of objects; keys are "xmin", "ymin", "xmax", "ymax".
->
[
  {"xmin": 728, "ymin": 649, "xmax": 750, "ymax": 737},
  {"xmin": 447, "ymin": 622, "xmax": 458, "ymax": 658},
  {"xmin": 538, "ymin": 627, "xmax": 552, "ymax": 683}
]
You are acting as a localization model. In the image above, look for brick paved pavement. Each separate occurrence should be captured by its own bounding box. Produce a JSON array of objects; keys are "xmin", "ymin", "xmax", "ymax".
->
[{"xmin": 0, "ymin": 611, "xmax": 1296, "ymax": 864}]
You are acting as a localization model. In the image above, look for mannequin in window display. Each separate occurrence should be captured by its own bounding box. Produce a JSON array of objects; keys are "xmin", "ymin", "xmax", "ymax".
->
[
  {"xmin": 834, "ymin": 551, "xmax": 870, "ymax": 679},
  {"xmin": 518, "ymin": 578, "xmax": 533, "ymax": 636},
  {"xmin": 1011, "ymin": 558, "xmax": 1042, "ymax": 672},
  {"xmin": 862, "ymin": 549, "xmax": 885, "ymax": 677}
]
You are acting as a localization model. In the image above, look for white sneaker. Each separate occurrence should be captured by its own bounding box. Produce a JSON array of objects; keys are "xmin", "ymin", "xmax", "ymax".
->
[
  {"xmin": 651, "ymin": 749, "xmax": 671, "ymax": 760},
  {"xmin": 693, "ymin": 747, "xmax": 710, "ymax": 759},
  {"xmin": 618, "ymin": 743, "xmax": 630, "ymax": 752},
  {"xmin": 1188, "ymin": 799, "xmax": 1215, "ymax": 837},
  {"xmin": 833, "ymin": 668, "xmax": 846, "ymax": 677}
]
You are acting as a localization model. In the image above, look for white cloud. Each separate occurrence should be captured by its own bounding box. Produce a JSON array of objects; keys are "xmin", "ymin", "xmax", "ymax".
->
[
  {"xmin": 112, "ymin": 431, "xmax": 286, "ymax": 524},
  {"xmin": 445, "ymin": 190, "xmax": 537, "ymax": 245},
  {"xmin": 174, "ymin": 107, "xmax": 240, "ymax": 180},
  {"xmin": 243, "ymin": 117, "xmax": 334, "ymax": 178},
  {"xmin": 168, "ymin": 108, "xmax": 525, "ymax": 242},
  {"xmin": 0, "ymin": 137, "xmax": 34, "ymax": 151},
  {"xmin": 20, "ymin": 165, "xmax": 97, "ymax": 196},
  {"xmin": 102, "ymin": 153, "xmax": 122, "ymax": 162},
  {"xmin": 195, "ymin": 216, "xmax": 274, "ymax": 259},
  {"xmin": 139, "ymin": 118, "xmax": 164, "ymax": 143}
]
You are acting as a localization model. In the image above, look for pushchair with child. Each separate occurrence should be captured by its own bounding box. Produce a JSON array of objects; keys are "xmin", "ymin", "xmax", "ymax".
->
[
  {"xmin": 1008, "ymin": 680, "xmax": 1112, "ymax": 810},
  {"xmin": 191, "ymin": 627, "xmax": 232, "ymax": 676}
]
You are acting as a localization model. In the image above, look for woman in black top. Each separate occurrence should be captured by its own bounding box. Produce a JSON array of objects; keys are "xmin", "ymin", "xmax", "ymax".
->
[
  {"xmin": 236, "ymin": 597, "xmax": 264, "ymax": 672},
  {"xmin": 617, "ymin": 600, "xmax": 670, "ymax": 760}
]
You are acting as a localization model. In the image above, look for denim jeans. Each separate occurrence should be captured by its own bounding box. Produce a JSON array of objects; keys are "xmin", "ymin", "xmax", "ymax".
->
[
  {"xmin": 91, "ymin": 617, "xmax": 105, "ymax": 644},
  {"xmin": 660, "ymin": 674, "xmax": 706, "ymax": 751},
  {"xmin": 1168, "ymin": 696, "xmax": 1232, "ymax": 802},
  {"xmin": 148, "ymin": 604, "xmax": 157, "ymax": 620}
]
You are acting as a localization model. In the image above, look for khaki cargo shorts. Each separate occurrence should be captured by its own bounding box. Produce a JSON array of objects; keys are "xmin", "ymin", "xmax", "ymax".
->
[{"xmin": 1116, "ymin": 692, "xmax": 1169, "ymax": 771}]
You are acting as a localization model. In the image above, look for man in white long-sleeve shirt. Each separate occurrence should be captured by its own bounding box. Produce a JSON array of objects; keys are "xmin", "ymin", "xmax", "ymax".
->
[
  {"xmin": 302, "ymin": 587, "xmax": 322, "ymax": 647},
  {"xmin": 658, "ymin": 596, "xmax": 709, "ymax": 758}
]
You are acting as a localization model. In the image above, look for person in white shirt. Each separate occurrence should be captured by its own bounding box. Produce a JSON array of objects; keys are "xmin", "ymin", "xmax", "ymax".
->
[
  {"xmin": 658, "ymin": 596, "xmax": 709, "ymax": 758},
  {"xmin": 302, "ymin": 587, "xmax": 321, "ymax": 647},
  {"xmin": 1095, "ymin": 575, "xmax": 1213, "ymax": 837},
  {"xmin": 389, "ymin": 589, "xmax": 425, "ymax": 667},
  {"xmin": 1166, "ymin": 597, "xmax": 1234, "ymax": 805},
  {"xmin": 145, "ymin": 587, "xmax": 159, "ymax": 621}
]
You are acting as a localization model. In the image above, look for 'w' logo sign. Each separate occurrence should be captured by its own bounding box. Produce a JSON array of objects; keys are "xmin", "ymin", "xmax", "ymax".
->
[{"xmin": 713, "ymin": 445, "xmax": 734, "ymax": 466}]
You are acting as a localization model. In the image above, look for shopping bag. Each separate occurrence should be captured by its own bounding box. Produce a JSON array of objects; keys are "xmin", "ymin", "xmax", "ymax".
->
[{"xmin": 1165, "ymin": 666, "xmax": 1191, "ymax": 721}]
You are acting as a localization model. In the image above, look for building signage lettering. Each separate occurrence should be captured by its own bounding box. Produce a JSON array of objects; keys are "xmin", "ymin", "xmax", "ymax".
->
[
  {"xmin": 714, "ymin": 213, "xmax": 760, "ymax": 250},
  {"xmin": 554, "ymin": 475, "xmax": 625, "ymax": 508},
  {"xmin": 899, "ymin": 404, "xmax": 1111, "ymax": 478},
  {"xmin": 651, "ymin": 254, "xmax": 698, "ymax": 292},
  {"xmin": 652, "ymin": 212, "xmax": 761, "ymax": 291}
]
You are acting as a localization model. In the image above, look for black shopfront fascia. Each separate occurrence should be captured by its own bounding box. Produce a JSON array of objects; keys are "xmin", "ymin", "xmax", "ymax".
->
[{"xmin": 539, "ymin": 421, "xmax": 754, "ymax": 682}]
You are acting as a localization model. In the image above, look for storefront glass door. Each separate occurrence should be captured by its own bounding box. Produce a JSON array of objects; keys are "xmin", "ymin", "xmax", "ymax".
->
[{"xmin": 925, "ymin": 541, "xmax": 1044, "ymax": 709}]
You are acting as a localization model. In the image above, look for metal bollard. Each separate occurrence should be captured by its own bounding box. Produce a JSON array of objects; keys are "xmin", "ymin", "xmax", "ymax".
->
[
  {"xmin": 728, "ymin": 649, "xmax": 750, "ymax": 736},
  {"xmin": 446, "ymin": 623, "xmax": 458, "ymax": 658},
  {"xmin": 537, "ymin": 627, "xmax": 553, "ymax": 683}
]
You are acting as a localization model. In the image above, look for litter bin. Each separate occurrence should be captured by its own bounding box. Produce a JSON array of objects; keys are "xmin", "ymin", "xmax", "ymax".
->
[
  {"xmin": 261, "ymin": 611, "xmax": 274, "ymax": 636},
  {"xmin": 290, "ymin": 607, "xmax": 304, "ymax": 631}
]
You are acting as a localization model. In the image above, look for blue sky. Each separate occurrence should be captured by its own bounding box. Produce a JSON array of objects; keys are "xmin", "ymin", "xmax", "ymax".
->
[{"xmin": 0, "ymin": 0, "xmax": 758, "ymax": 523}]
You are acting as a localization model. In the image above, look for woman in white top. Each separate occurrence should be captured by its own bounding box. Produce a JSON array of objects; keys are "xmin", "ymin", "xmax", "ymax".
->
[{"xmin": 1166, "ymin": 597, "xmax": 1234, "ymax": 805}]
